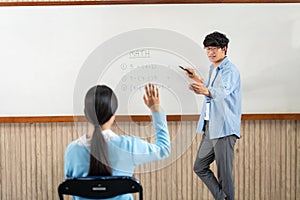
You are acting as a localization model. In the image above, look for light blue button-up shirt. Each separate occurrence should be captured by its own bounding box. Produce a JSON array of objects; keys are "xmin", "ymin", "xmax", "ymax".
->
[{"xmin": 196, "ymin": 57, "xmax": 242, "ymax": 139}]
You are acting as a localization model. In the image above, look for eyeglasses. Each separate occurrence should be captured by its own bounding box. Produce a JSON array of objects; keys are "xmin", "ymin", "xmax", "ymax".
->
[{"xmin": 205, "ymin": 47, "xmax": 221, "ymax": 52}]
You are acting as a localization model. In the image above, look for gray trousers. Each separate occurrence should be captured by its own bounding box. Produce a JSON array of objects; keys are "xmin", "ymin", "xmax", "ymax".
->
[{"xmin": 194, "ymin": 122, "xmax": 237, "ymax": 200}]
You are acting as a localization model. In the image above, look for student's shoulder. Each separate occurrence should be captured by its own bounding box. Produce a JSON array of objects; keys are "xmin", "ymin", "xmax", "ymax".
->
[
  {"xmin": 110, "ymin": 135, "xmax": 145, "ymax": 147},
  {"xmin": 65, "ymin": 140, "xmax": 78, "ymax": 150},
  {"xmin": 65, "ymin": 139, "xmax": 88, "ymax": 155}
]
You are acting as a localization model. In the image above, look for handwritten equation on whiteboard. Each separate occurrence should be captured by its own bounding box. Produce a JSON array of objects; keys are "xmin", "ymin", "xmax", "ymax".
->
[{"xmin": 99, "ymin": 48, "xmax": 202, "ymax": 115}]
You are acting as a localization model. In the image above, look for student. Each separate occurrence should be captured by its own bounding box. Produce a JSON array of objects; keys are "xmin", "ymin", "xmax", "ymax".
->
[
  {"xmin": 64, "ymin": 83, "xmax": 170, "ymax": 200},
  {"xmin": 185, "ymin": 31, "xmax": 241, "ymax": 200}
]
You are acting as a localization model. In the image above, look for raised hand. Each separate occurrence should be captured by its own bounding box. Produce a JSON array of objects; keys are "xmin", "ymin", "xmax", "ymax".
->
[{"xmin": 143, "ymin": 83, "xmax": 160, "ymax": 113}]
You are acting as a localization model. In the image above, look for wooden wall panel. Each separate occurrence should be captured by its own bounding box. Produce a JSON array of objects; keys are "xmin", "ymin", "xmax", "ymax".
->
[{"xmin": 0, "ymin": 120, "xmax": 299, "ymax": 200}]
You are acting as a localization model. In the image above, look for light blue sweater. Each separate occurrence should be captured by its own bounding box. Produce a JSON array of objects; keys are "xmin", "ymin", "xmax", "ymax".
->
[{"xmin": 64, "ymin": 112, "xmax": 170, "ymax": 200}]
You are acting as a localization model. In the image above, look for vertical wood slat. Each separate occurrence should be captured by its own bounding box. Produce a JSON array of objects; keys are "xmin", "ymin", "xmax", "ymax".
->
[
  {"xmin": 244, "ymin": 120, "xmax": 250, "ymax": 200},
  {"xmin": 52, "ymin": 122, "xmax": 58, "ymax": 200},
  {"xmin": 0, "ymin": 124, "xmax": 2, "ymax": 200},
  {"xmin": 176, "ymin": 121, "xmax": 183, "ymax": 200},
  {"xmin": 192, "ymin": 132, "xmax": 200, "ymax": 200},
  {"xmin": 296, "ymin": 120, "xmax": 300, "ymax": 200},
  {"xmin": 260, "ymin": 120, "xmax": 266, "ymax": 200},
  {"xmin": 35, "ymin": 123, "xmax": 42, "ymax": 199},
  {"xmin": 290, "ymin": 120, "xmax": 296, "ymax": 200},
  {"xmin": 0, "ymin": 124, "xmax": 5, "ymax": 200},
  {"xmin": 235, "ymin": 121, "xmax": 242, "ymax": 200},
  {"xmin": 0, "ymin": 120, "xmax": 299, "ymax": 200},
  {"xmin": 186, "ymin": 121, "xmax": 193, "ymax": 200},
  {"xmin": 254, "ymin": 121, "xmax": 260, "ymax": 200},
  {"xmin": 264, "ymin": 120, "xmax": 271, "ymax": 200},
  {"xmin": 25, "ymin": 124, "xmax": 31, "ymax": 200},
  {"xmin": 270, "ymin": 120, "xmax": 276, "ymax": 200},
  {"xmin": 277, "ymin": 121, "xmax": 283, "ymax": 199},
  {"xmin": 181, "ymin": 122, "xmax": 187, "ymax": 200},
  {"xmin": 20, "ymin": 124, "xmax": 26, "ymax": 200},
  {"xmin": 284, "ymin": 120, "xmax": 290, "ymax": 200},
  {"xmin": 170, "ymin": 122, "xmax": 178, "ymax": 200},
  {"xmin": 11, "ymin": 124, "xmax": 16, "ymax": 200},
  {"xmin": 6, "ymin": 124, "xmax": 12, "ymax": 200}
]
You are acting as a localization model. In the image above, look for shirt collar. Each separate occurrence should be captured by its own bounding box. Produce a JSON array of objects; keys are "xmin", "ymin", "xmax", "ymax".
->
[
  {"xmin": 210, "ymin": 56, "xmax": 229, "ymax": 70},
  {"xmin": 76, "ymin": 129, "xmax": 118, "ymax": 146},
  {"xmin": 217, "ymin": 56, "xmax": 229, "ymax": 70},
  {"xmin": 76, "ymin": 134, "xmax": 91, "ymax": 146},
  {"xmin": 101, "ymin": 129, "xmax": 118, "ymax": 142}
]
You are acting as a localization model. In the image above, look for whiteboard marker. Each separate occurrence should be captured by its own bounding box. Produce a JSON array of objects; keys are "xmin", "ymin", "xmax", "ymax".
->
[{"xmin": 178, "ymin": 65, "xmax": 193, "ymax": 75}]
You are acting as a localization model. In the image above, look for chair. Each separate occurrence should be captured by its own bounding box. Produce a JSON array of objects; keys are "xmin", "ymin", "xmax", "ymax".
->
[{"xmin": 58, "ymin": 176, "xmax": 143, "ymax": 200}]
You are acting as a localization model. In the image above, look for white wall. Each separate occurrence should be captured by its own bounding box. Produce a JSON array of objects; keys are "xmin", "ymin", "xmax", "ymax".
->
[{"xmin": 0, "ymin": 3, "xmax": 299, "ymax": 116}]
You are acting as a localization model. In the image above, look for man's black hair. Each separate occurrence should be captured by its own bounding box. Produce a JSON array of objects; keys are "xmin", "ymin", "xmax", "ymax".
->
[{"xmin": 203, "ymin": 31, "xmax": 229, "ymax": 49}]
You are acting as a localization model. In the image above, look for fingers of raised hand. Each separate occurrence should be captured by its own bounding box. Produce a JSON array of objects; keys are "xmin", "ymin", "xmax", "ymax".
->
[{"xmin": 145, "ymin": 83, "xmax": 158, "ymax": 98}]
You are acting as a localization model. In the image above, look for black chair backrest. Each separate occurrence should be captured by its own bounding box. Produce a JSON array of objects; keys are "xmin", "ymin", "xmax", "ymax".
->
[{"xmin": 58, "ymin": 176, "xmax": 143, "ymax": 200}]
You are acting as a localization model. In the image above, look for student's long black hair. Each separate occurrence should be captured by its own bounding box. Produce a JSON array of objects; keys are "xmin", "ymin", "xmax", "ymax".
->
[{"xmin": 84, "ymin": 85, "xmax": 118, "ymax": 176}]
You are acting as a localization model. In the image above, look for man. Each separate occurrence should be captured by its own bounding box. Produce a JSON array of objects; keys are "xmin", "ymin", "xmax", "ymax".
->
[{"xmin": 185, "ymin": 31, "xmax": 241, "ymax": 200}]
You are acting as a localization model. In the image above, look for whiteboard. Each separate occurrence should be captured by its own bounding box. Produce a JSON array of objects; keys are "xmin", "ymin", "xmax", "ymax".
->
[{"xmin": 0, "ymin": 3, "xmax": 299, "ymax": 116}]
